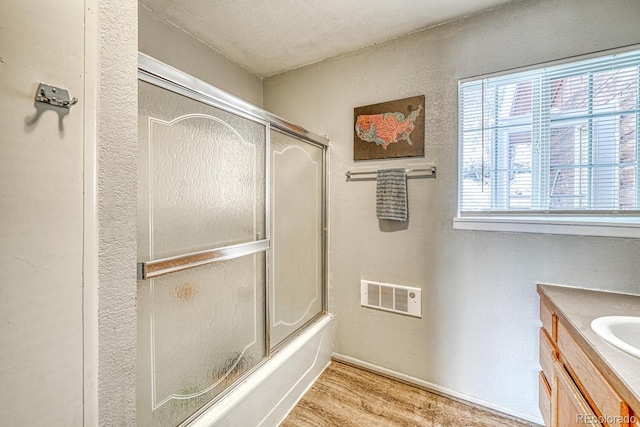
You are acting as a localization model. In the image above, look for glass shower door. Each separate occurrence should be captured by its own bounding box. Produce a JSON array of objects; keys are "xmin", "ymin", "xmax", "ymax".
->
[
  {"xmin": 137, "ymin": 80, "xmax": 267, "ymax": 426},
  {"xmin": 270, "ymin": 130, "xmax": 325, "ymax": 348}
]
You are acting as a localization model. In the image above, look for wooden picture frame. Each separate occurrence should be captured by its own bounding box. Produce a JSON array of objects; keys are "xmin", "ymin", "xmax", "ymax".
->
[{"xmin": 353, "ymin": 95, "xmax": 425, "ymax": 160}]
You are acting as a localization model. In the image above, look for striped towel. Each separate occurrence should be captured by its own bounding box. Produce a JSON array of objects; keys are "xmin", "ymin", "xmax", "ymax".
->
[{"xmin": 376, "ymin": 168, "xmax": 408, "ymax": 221}]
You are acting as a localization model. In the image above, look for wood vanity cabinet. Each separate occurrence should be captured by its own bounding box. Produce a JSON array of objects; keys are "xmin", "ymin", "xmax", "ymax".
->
[{"xmin": 539, "ymin": 298, "xmax": 636, "ymax": 427}]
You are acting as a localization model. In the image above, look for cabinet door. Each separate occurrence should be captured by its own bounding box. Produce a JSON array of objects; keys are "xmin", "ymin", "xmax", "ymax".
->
[
  {"xmin": 557, "ymin": 321, "xmax": 628, "ymax": 427},
  {"xmin": 539, "ymin": 371, "xmax": 552, "ymax": 426},
  {"xmin": 553, "ymin": 361, "xmax": 602, "ymax": 427}
]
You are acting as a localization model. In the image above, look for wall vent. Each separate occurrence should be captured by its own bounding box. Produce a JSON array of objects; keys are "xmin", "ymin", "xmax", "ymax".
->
[{"xmin": 360, "ymin": 280, "xmax": 421, "ymax": 318}]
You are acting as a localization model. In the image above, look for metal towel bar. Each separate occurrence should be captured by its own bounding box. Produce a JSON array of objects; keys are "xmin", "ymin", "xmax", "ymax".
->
[{"xmin": 345, "ymin": 166, "xmax": 436, "ymax": 180}]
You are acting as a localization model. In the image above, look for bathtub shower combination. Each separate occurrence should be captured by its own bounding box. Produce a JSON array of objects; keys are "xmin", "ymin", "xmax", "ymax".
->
[{"xmin": 136, "ymin": 54, "xmax": 331, "ymax": 426}]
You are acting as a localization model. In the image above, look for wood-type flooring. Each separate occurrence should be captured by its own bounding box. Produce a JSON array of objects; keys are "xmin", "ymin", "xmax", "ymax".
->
[{"xmin": 281, "ymin": 361, "xmax": 539, "ymax": 427}]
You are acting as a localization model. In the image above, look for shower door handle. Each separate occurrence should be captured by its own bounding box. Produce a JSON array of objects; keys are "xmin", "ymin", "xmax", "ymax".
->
[{"xmin": 137, "ymin": 238, "xmax": 270, "ymax": 280}]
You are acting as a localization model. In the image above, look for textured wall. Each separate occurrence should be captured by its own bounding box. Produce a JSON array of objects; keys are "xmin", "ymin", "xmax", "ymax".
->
[
  {"xmin": 97, "ymin": 1, "xmax": 138, "ymax": 425},
  {"xmin": 264, "ymin": 0, "xmax": 640, "ymax": 420},
  {"xmin": 139, "ymin": 4, "xmax": 263, "ymax": 107}
]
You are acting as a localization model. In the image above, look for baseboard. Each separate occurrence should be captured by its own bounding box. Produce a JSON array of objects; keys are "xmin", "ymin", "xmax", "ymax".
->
[{"xmin": 332, "ymin": 353, "xmax": 544, "ymax": 426}]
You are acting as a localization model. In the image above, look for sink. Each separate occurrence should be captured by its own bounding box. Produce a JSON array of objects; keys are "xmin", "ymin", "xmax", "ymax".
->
[{"xmin": 591, "ymin": 316, "xmax": 640, "ymax": 359}]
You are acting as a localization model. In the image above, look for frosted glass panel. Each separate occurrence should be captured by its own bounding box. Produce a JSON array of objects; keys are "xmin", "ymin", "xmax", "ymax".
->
[
  {"xmin": 137, "ymin": 255, "xmax": 266, "ymax": 426},
  {"xmin": 270, "ymin": 131, "xmax": 324, "ymax": 347},
  {"xmin": 137, "ymin": 80, "xmax": 267, "ymax": 426},
  {"xmin": 138, "ymin": 81, "xmax": 266, "ymax": 261}
]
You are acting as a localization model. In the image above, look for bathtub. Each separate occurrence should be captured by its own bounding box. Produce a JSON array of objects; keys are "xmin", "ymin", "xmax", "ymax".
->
[{"xmin": 188, "ymin": 315, "xmax": 332, "ymax": 426}]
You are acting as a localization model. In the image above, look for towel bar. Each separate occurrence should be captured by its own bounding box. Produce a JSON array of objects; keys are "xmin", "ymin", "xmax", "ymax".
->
[{"xmin": 345, "ymin": 166, "xmax": 436, "ymax": 180}]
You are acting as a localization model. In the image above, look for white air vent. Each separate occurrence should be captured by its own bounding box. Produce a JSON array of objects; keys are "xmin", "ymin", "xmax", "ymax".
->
[{"xmin": 360, "ymin": 280, "xmax": 421, "ymax": 318}]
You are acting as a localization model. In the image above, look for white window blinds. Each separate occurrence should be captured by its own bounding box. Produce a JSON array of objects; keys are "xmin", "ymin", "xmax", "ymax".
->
[{"xmin": 458, "ymin": 49, "xmax": 640, "ymax": 215}]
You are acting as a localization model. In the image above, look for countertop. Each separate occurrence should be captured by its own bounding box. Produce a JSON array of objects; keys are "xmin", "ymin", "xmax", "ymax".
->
[{"xmin": 537, "ymin": 283, "xmax": 640, "ymax": 416}]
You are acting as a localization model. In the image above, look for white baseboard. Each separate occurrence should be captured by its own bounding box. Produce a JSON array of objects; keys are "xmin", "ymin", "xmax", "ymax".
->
[{"xmin": 332, "ymin": 353, "xmax": 544, "ymax": 426}]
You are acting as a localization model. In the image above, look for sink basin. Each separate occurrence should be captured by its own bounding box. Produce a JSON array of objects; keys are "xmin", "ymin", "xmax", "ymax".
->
[{"xmin": 591, "ymin": 316, "xmax": 640, "ymax": 359}]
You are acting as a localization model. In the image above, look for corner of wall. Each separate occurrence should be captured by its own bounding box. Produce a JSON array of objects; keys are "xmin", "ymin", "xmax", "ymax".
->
[{"xmin": 90, "ymin": 0, "xmax": 138, "ymax": 425}]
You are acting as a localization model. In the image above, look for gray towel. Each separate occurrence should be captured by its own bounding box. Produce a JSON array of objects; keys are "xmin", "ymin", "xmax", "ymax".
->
[{"xmin": 376, "ymin": 168, "xmax": 407, "ymax": 221}]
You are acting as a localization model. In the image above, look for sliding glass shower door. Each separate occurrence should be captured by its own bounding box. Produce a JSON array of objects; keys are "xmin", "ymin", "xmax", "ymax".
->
[
  {"xmin": 136, "ymin": 53, "xmax": 328, "ymax": 427},
  {"xmin": 137, "ymin": 80, "xmax": 267, "ymax": 426},
  {"xmin": 270, "ymin": 130, "xmax": 325, "ymax": 348}
]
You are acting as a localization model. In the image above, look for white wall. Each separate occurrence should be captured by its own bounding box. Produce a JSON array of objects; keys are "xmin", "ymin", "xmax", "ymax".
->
[
  {"xmin": 264, "ymin": 0, "xmax": 640, "ymax": 421},
  {"xmin": 0, "ymin": 1, "xmax": 85, "ymax": 424},
  {"xmin": 138, "ymin": 4, "xmax": 263, "ymax": 107}
]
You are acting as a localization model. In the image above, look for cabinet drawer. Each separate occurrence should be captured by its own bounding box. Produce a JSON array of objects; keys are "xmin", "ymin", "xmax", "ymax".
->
[
  {"xmin": 557, "ymin": 321, "xmax": 629, "ymax": 427},
  {"xmin": 539, "ymin": 371, "xmax": 551, "ymax": 427},
  {"xmin": 540, "ymin": 328, "xmax": 555, "ymax": 383},
  {"xmin": 540, "ymin": 299, "xmax": 556, "ymax": 340}
]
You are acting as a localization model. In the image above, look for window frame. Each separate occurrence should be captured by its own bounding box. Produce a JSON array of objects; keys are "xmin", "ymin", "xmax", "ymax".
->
[{"xmin": 455, "ymin": 46, "xmax": 640, "ymax": 238}]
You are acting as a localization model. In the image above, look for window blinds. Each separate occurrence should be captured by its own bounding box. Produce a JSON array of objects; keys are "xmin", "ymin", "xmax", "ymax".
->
[{"xmin": 458, "ymin": 48, "xmax": 640, "ymax": 215}]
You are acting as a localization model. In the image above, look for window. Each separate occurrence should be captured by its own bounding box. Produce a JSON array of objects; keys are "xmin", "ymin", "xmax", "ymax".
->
[{"xmin": 456, "ymin": 48, "xmax": 640, "ymax": 237}]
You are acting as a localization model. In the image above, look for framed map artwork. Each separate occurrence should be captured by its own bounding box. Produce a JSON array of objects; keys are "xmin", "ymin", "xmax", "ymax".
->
[{"xmin": 353, "ymin": 95, "xmax": 425, "ymax": 160}]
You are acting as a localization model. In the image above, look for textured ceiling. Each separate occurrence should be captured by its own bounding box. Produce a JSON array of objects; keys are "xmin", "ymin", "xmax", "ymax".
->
[{"xmin": 140, "ymin": 0, "xmax": 514, "ymax": 77}]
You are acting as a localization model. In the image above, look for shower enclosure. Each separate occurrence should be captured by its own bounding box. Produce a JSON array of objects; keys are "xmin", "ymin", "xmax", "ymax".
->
[{"xmin": 136, "ymin": 54, "xmax": 329, "ymax": 426}]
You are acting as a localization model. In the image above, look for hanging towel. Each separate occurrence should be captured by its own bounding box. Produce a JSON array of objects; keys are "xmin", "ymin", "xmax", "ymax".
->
[{"xmin": 376, "ymin": 168, "xmax": 408, "ymax": 221}]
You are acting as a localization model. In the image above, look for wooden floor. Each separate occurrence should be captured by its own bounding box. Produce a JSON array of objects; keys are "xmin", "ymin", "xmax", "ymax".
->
[{"xmin": 281, "ymin": 361, "xmax": 538, "ymax": 427}]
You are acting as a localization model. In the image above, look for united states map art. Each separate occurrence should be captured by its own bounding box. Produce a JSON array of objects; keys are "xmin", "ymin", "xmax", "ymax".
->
[
  {"xmin": 353, "ymin": 95, "xmax": 425, "ymax": 160},
  {"xmin": 355, "ymin": 105, "xmax": 423, "ymax": 149}
]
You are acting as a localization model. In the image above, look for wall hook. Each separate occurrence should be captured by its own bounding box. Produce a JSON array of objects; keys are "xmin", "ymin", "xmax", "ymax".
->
[{"xmin": 35, "ymin": 83, "xmax": 78, "ymax": 109}]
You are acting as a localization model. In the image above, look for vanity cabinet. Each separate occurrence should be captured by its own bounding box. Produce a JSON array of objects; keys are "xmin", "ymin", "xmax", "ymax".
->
[{"xmin": 539, "ymin": 296, "xmax": 637, "ymax": 427}]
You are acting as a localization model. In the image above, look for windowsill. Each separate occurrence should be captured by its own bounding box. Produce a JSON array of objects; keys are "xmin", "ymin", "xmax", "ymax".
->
[{"xmin": 453, "ymin": 216, "xmax": 640, "ymax": 238}]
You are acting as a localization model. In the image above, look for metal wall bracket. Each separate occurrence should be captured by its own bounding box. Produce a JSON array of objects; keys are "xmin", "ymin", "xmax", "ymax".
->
[{"xmin": 35, "ymin": 83, "xmax": 78, "ymax": 109}]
